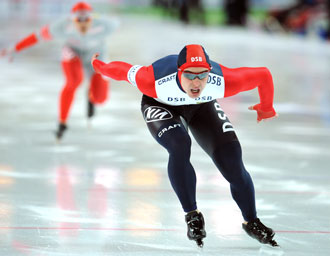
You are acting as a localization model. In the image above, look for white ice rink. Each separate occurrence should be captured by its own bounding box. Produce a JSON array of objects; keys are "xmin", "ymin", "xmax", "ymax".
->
[{"xmin": 0, "ymin": 15, "xmax": 330, "ymax": 256}]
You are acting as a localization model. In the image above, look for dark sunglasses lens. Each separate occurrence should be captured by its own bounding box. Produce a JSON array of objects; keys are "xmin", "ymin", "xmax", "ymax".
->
[
  {"xmin": 197, "ymin": 72, "xmax": 209, "ymax": 79},
  {"xmin": 183, "ymin": 73, "xmax": 196, "ymax": 80},
  {"xmin": 77, "ymin": 17, "xmax": 90, "ymax": 22},
  {"xmin": 183, "ymin": 72, "xmax": 209, "ymax": 80}
]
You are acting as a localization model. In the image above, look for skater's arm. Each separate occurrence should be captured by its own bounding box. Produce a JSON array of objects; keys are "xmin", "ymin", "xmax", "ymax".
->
[
  {"xmin": 92, "ymin": 58, "xmax": 132, "ymax": 82},
  {"xmin": 221, "ymin": 64, "xmax": 277, "ymax": 122},
  {"xmin": 92, "ymin": 54, "xmax": 157, "ymax": 97},
  {"xmin": 1, "ymin": 19, "xmax": 59, "ymax": 61},
  {"xmin": 14, "ymin": 33, "xmax": 39, "ymax": 52},
  {"xmin": 15, "ymin": 24, "xmax": 53, "ymax": 52},
  {"xmin": 221, "ymin": 65, "xmax": 274, "ymax": 110},
  {"xmin": 0, "ymin": 32, "xmax": 39, "ymax": 62}
]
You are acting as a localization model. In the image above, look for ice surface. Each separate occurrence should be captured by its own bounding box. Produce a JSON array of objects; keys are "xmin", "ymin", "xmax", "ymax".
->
[{"xmin": 0, "ymin": 15, "xmax": 329, "ymax": 256}]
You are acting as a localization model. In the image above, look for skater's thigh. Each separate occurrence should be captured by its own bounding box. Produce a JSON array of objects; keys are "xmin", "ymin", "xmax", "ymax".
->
[
  {"xmin": 189, "ymin": 100, "xmax": 238, "ymax": 156},
  {"xmin": 61, "ymin": 47, "xmax": 84, "ymax": 86},
  {"xmin": 141, "ymin": 96, "xmax": 188, "ymax": 147}
]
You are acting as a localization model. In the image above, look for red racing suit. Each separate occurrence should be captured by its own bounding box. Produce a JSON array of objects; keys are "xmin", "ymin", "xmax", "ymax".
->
[{"xmin": 13, "ymin": 16, "xmax": 118, "ymax": 123}]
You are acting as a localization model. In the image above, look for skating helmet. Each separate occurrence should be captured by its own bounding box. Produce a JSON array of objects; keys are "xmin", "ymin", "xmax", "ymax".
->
[
  {"xmin": 71, "ymin": 2, "xmax": 92, "ymax": 13},
  {"xmin": 177, "ymin": 44, "xmax": 212, "ymax": 71}
]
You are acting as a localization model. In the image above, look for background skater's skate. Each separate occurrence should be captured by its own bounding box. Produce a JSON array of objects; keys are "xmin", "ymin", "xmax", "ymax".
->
[
  {"xmin": 185, "ymin": 211, "xmax": 206, "ymax": 247},
  {"xmin": 55, "ymin": 123, "xmax": 67, "ymax": 142},
  {"xmin": 242, "ymin": 218, "xmax": 279, "ymax": 247},
  {"xmin": 87, "ymin": 100, "xmax": 95, "ymax": 129},
  {"xmin": 87, "ymin": 100, "xmax": 95, "ymax": 119}
]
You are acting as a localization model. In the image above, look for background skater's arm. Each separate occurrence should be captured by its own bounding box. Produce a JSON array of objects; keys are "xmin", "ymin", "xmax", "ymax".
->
[
  {"xmin": 221, "ymin": 64, "xmax": 277, "ymax": 122},
  {"xmin": 0, "ymin": 23, "xmax": 54, "ymax": 61},
  {"xmin": 92, "ymin": 54, "xmax": 157, "ymax": 97}
]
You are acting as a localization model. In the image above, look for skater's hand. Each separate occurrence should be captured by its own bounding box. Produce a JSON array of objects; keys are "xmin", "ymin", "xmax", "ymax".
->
[
  {"xmin": 0, "ymin": 47, "xmax": 15, "ymax": 62},
  {"xmin": 248, "ymin": 103, "xmax": 278, "ymax": 123},
  {"xmin": 91, "ymin": 53, "xmax": 99, "ymax": 66}
]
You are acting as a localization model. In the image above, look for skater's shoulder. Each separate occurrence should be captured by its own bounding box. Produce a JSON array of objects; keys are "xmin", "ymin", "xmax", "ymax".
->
[
  {"xmin": 92, "ymin": 15, "xmax": 120, "ymax": 30},
  {"xmin": 46, "ymin": 16, "xmax": 73, "ymax": 37},
  {"xmin": 152, "ymin": 55, "xmax": 178, "ymax": 80},
  {"xmin": 209, "ymin": 59, "xmax": 223, "ymax": 76}
]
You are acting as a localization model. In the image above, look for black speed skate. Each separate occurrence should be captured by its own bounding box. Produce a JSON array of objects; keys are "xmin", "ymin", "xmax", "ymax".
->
[
  {"xmin": 242, "ymin": 218, "xmax": 279, "ymax": 247},
  {"xmin": 87, "ymin": 100, "xmax": 95, "ymax": 119},
  {"xmin": 185, "ymin": 211, "xmax": 206, "ymax": 248},
  {"xmin": 55, "ymin": 123, "xmax": 67, "ymax": 141}
]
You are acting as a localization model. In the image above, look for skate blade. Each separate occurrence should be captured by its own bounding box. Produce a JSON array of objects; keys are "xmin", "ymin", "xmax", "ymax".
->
[
  {"xmin": 55, "ymin": 133, "xmax": 62, "ymax": 144},
  {"xmin": 196, "ymin": 239, "xmax": 204, "ymax": 248},
  {"xmin": 269, "ymin": 239, "xmax": 279, "ymax": 247},
  {"xmin": 259, "ymin": 241, "xmax": 283, "ymax": 256},
  {"xmin": 55, "ymin": 135, "xmax": 64, "ymax": 144}
]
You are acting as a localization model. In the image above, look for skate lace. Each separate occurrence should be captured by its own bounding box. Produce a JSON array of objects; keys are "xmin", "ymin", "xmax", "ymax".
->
[
  {"xmin": 187, "ymin": 215, "xmax": 204, "ymax": 235},
  {"xmin": 188, "ymin": 216, "xmax": 201, "ymax": 229}
]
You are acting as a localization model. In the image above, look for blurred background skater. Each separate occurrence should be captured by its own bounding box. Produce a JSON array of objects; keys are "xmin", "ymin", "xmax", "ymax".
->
[
  {"xmin": 0, "ymin": 1, "xmax": 119, "ymax": 141},
  {"xmin": 224, "ymin": 0, "xmax": 249, "ymax": 26},
  {"xmin": 326, "ymin": 0, "xmax": 330, "ymax": 39},
  {"xmin": 152, "ymin": 0, "xmax": 205, "ymax": 24},
  {"xmin": 178, "ymin": 0, "xmax": 206, "ymax": 24},
  {"xmin": 263, "ymin": 0, "xmax": 329, "ymax": 39}
]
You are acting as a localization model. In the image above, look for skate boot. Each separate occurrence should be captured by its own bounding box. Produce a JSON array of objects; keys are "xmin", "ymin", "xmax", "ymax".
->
[
  {"xmin": 185, "ymin": 211, "xmax": 206, "ymax": 248},
  {"xmin": 87, "ymin": 100, "xmax": 95, "ymax": 119},
  {"xmin": 55, "ymin": 123, "xmax": 67, "ymax": 141},
  {"xmin": 242, "ymin": 218, "xmax": 279, "ymax": 247}
]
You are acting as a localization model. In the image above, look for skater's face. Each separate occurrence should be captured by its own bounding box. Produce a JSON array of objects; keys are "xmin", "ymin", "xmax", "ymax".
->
[
  {"xmin": 180, "ymin": 67, "xmax": 209, "ymax": 98},
  {"xmin": 73, "ymin": 14, "xmax": 92, "ymax": 34}
]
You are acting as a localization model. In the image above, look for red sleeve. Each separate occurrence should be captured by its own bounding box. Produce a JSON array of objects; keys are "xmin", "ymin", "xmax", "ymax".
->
[
  {"xmin": 15, "ymin": 33, "xmax": 38, "ymax": 52},
  {"xmin": 92, "ymin": 59, "xmax": 157, "ymax": 98},
  {"xmin": 135, "ymin": 65, "xmax": 157, "ymax": 98},
  {"xmin": 221, "ymin": 64, "xmax": 274, "ymax": 111},
  {"xmin": 92, "ymin": 59, "xmax": 132, "ymax": 82},
  {"xmin": 14, "ymin": 25, "xmax": 53, "ymax": 52}
]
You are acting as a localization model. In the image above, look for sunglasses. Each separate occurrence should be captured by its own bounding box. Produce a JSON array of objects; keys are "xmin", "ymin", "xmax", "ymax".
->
[
  {"xmin": 75, "ymin": 16, "xmax": 91, "ymax": 23},
  {"xmin": 182, "ymin": 71, "xmax": 209, "ymax": 80}
]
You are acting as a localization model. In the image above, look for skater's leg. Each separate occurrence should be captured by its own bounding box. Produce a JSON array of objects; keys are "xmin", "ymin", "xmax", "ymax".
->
[
  {"xmin": 56, "ymin": 48, "xmax": 83, "ymax": 140},
  {"xmin": 141, "ymin": 96, "xmax": 197, "ymax": 213},
  {"xmin": 189, "ymin": 101, "xmax": 257, "ymax": 222},
  {"xmin": 190, "ymin": 101, "xmax": 278, "ymax": 245},
  {"xmin": 87, "ymin": 73, "xmax": 109, "ymax": 119},
  {"xmin": 59, "ymin": 53, "xmax": 83, "ymax": 124},
  {"xmin": 141, "ymin": 96, "xmax": 207, "ymax": 247},
  {"xmin": 211, "ymin": 140, "xmax": 257, "ymax": 221}
]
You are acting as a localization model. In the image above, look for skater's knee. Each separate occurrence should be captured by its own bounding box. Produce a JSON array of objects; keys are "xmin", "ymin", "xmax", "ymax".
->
[
  {"xmin": 62, "ymin": 76, "xmax": 82, "ymax": 92},
  {"xmin": 169, "ymin": 137, "xmax": 191, "ymax": 160},
  {"xmin": 212, "ymin": 141, "xmax": 242, "ymax": 166},
  {"xmin": 89, "ymin": 92, "xmax": 107, "ymax": 104},
  {"xmin": 62, "ymin": 60, "xmax": 83, "ymax": 88},
  {"xmin": 158, "ymin": 127, "xmax": 191, "ymax": 158},
  {"xmin": 212, "ymin": 141, "xmax": 250, "ymax": 184},
  {"xmin": 89, "ymin": 85, "xmax": 108, "ymax": 104},
  {"xmin": 69, "ymin": 74, "xmax": 83, "ymax": 88}
]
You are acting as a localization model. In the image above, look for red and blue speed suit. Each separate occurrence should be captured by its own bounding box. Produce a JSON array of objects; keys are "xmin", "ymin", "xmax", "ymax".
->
[{"xmin": 93, "ymin": 55, "xmax": 276, "ymax": 222}]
